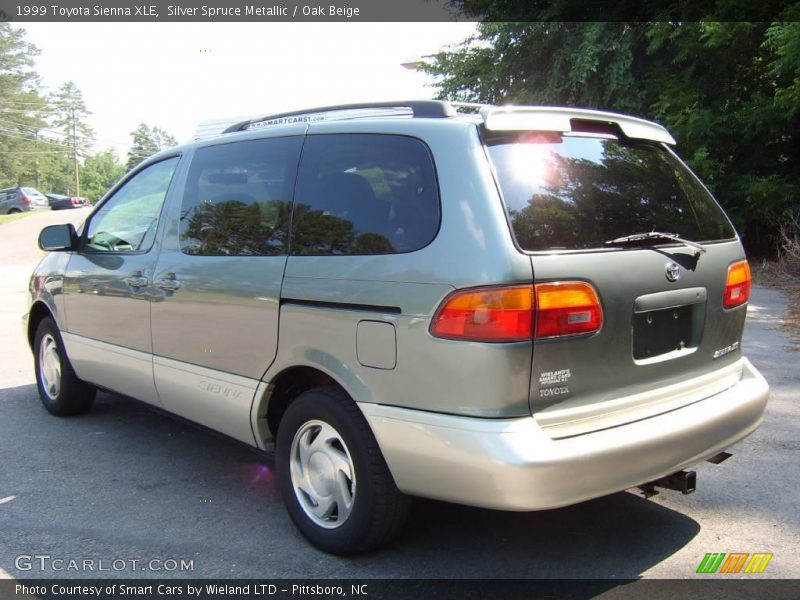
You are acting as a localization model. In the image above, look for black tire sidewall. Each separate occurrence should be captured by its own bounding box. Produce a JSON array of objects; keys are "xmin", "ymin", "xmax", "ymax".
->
[
  {"xmin": 276, "ymin": 389, "xmax": 383, "ymax": 555},
  {"xmin": 33, "ymin": 317, "xmax": 93, "ymax": 415}
]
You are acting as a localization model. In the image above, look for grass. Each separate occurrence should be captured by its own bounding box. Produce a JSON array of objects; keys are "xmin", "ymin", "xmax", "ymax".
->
[{"xmin": 0, "ymin": 211, "xmax": 35, "ymax": 225}]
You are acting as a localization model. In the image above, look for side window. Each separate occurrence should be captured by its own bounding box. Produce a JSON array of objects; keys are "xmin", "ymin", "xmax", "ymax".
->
[
  {"xmin": 179, "ymin": 136, "xmax": 303, "ymax": 256},
  {"xmin": 85, "ymin": 158, "xmax": 179, "ymax": 253},
  {"xmin": 292, "ymin": 134, "xmax": 440, "ymax": 255}
]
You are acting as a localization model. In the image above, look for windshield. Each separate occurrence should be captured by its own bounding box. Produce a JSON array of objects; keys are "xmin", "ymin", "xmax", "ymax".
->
[{"xmin": 484, "ymin": 133, "xmax": 736, "ymax": 252}]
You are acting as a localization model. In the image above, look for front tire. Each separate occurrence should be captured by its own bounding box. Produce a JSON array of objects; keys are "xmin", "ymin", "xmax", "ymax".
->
[
  {"xmin": 33, "ymin": 317, "xmax": 95, "ymax": 416},
  {"xmin": 276, "ymin": 387, "xmax": 410, "ymax": 555}
]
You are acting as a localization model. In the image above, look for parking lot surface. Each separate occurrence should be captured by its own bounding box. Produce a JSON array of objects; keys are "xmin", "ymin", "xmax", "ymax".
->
[{"xmin": 1, "ymin": 209, "xmax": 798, "ymax": 579}]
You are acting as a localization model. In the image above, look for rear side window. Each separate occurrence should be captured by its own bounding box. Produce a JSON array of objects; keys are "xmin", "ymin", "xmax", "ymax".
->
[
  {"xmin": 485, "ymin": 133, "xmax": 736, "ymax": 252},
  {"xmin": 180, "ymin": 137, "xmax": 303, "ymax": 256},
  {"xmin": 291, "ymin": 134, "xmax": 440, "ymax": 255}
]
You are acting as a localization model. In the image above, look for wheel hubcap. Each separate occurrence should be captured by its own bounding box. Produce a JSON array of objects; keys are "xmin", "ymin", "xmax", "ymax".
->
[
  {"xmin": 38, "ymin": 334, "xmax": 61, "ymax": 400},
  {"xmin": 289, "ymin": 420, "xmax": 356, "ymax": 528}
]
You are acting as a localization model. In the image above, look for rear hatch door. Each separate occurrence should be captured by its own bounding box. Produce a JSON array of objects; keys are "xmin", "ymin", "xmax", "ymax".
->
[{"xmin": 484, "ymin": 123, "xmax": 749, "ymax": 438}]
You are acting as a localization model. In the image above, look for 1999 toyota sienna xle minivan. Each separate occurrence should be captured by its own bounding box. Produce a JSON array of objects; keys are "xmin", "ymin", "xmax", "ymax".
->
[{"xmin": 25, "ymin": 102, "xmax": 769, "ymax": 554}]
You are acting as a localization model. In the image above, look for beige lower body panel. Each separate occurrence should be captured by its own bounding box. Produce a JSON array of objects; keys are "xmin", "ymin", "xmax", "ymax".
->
[
  {"xmin": 63, "ymin": 333, "xmax": 160, "ymax": 406},
  {"xmin": 360, "ymin": 357, "xmax": 769, "ymax": 511},
  {"xmin": 153, "ymin": 356, "xmax": 259, "ymax": 446}
]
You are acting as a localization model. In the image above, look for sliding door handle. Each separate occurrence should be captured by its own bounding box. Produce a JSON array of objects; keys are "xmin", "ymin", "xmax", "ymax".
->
[
  {"xmin": 123, "ymin": 276, "xmax": 148, "ymax": 289},
  {"xmin": 154, "ymin": 274, "xmax": 181, "ymax": 291}
]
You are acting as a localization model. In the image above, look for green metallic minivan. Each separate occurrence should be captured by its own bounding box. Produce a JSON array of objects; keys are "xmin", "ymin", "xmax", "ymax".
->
[{"xmin": 25, "ymin": 102, "xmax": 769, "ymax": 554}]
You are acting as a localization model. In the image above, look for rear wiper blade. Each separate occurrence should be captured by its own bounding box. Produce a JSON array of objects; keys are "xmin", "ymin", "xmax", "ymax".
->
[{"xmin": 604, "ymin": 231, "xmax": 707, "ymax": 255}]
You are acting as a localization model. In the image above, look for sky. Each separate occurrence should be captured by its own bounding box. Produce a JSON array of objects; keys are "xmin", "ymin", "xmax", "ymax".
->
[{"xmin": 14, "ymin": 22, "xmax": 476, "ymax": 159}]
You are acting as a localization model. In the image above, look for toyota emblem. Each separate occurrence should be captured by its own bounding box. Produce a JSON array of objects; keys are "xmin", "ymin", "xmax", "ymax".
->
[{"xmin": 665, "ymin": 262, "xmax": 681, "ymax": 282}]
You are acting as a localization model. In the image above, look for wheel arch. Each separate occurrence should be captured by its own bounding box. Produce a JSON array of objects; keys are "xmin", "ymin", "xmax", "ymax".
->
[
  {"xmin": 27, "ymin": 301, "xmax": 56, "ymax": 349},
  {"xmin": 253, "ymin": 362, "xmax": 370, "ymax": 448}
]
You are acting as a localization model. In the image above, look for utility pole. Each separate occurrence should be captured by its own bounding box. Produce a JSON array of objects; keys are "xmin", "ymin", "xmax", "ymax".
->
[
  {"xmin": 71, "ymin": 107, "xmax": 80, "ymax": 197},
  {"xmin": 34, "ymin": 133, "xmax": 40, "ymax": 188}
]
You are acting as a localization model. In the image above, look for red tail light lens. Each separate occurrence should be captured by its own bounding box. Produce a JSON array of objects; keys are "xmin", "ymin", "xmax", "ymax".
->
[
  {"xmin": 21, "ymin": 195, "xmax": 32, "ymax": 205},
  {"xmin": 430, "ymin": 282, "xmax": 602, "ymax": 342},
  {"xmin": 430, "ymin": 285, "xmax": 534, "ymax": 342},
  {"xmin": 724, "ymin": 260, "xmax": 751, "ymax": 308},
  {"xmin": 534, "ymin": 282, "xmax": 603, "ymax": 338}
]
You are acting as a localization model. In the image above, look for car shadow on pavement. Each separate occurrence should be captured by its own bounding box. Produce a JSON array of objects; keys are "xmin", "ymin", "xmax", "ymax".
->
[{"xmin": 1, "ymin": 386, "xmax": 700, "ymax": 583}]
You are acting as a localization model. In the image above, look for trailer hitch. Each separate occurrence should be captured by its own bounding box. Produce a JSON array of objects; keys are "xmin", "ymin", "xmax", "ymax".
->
[{"xmin": 639, "ymin": 470, "xmax": 697, "ymax": 499}]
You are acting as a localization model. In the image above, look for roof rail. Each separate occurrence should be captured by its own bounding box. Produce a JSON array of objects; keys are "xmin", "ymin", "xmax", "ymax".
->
[
  {"xmin": 223, "ymin": 100, "xmax": 457, "ymax": 133},
  {"xmin": 450, "ymin": 101, "xmax": 491, "ymax": 111}
]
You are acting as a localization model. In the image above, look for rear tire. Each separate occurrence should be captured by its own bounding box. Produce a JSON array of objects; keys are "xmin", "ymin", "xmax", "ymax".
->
[
  {"xmin": 33, "ymin": 317, "xmax": 95, "ymax": 416},
  {"xmin": 8, "ymin": 208, "xmax": 21, "ymax": 214},
  {"xmin": 276, "ymin": 386, "xmax": 410, "ymax": 555}
]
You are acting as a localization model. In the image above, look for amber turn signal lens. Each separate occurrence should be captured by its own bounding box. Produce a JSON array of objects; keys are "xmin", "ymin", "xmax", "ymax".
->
[
  {"xmin": 534, "ymin": 282, "xmax": 603, "ymax": 339},
  {"xmin": 724, "ymin": 260, "xmax": 751, "ymax": 308}
]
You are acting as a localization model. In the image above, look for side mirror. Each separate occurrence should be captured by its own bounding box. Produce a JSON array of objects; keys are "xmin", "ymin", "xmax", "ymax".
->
[{"xmin": 38, "ymin": 224, "xmax": 78, "ymax": 252}]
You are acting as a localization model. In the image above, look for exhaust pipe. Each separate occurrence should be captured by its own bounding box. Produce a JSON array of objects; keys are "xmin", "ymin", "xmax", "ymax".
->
[{"xmin": 639, "ymin": 470, "xmax": 697, "ymax": 498}]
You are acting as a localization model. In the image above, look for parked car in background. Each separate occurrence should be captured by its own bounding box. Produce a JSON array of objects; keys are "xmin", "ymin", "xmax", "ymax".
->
[
  {"xmin": 46, "ymin": 194, "xmax": 91, "ymax": 210},
  {"xmin": 0, "ymin": 187, "xmax": 50, "ymax": 214}
]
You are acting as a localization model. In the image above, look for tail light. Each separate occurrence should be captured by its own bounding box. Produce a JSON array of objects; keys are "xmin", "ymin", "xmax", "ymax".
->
[
  {"xmin": 430, "ymin": 281, "xmax": 602, "ymax": 342},
  {"xmin": 430, "ymin": 285, "xmax": 533, "ymax": 342},
  {"xmin": 21, "ymin": 194, "xmax": 32, "ymax": 205},
  {"xmin": 724, "ymin": 260, "xmax": 751, "ymax": 308},
  {"xmin": 71, "ymin": 197, "xmax": 80, "ymax": 206},
  {"xmin": 534, "ymin": 282, "xmax": 603, "ymax": 338}
]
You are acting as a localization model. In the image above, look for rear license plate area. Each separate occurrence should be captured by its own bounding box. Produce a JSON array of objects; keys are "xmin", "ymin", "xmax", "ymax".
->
[{"xmin": 633, "ymin": 304, "xmax": 698, "ymax": 360}]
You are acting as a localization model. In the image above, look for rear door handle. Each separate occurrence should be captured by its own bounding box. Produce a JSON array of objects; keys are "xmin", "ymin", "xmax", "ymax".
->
[{"xmin": 154, "ymin": 274, "xmax": 181, "ymax": 291}]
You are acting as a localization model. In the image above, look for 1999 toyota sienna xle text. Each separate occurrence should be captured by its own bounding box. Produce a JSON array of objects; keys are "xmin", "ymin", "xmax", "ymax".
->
[{"xmin": 25, "ymin": 102, "xmax": 770, "ymax": 555}]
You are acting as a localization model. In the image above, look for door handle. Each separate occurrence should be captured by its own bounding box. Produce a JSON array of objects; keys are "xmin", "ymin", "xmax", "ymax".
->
[
  {"xmin": 155, "ymin": 273, "xmax": 181, "ymax": 291},
  {"xmin": 123, "ymin": 275, "xmax": 149, "ymax": 288}
]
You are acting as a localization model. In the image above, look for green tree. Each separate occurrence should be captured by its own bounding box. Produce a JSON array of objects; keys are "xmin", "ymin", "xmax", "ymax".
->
[
  {"xmin": 126, "ymin": 123, "xmax": 179, "ymax": 170},
  {"xmin": 423, "ymin": 15, "xmax": 800, "ymax": 256},
  {"xmin": 81, "ymin": 149, "xmax": 125, "ymax": 201},
  {"xmin": 0, "ymin": 23, "xmax": 53, "ymax": 189},
  {"xmin": 48, "ymin": 81, "xmax": 94, "ymax": 195}
]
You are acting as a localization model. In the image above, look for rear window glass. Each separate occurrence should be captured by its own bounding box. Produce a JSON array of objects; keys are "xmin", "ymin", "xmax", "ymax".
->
[
  {"xmin": 485, "ymin": 133, "xmax": 736, "ymax": 252},
  {"xmin": 292, "ymin": 134, "xmax": 440, "ymax": 255},
  {"xmin": 180, "ymin": 137, "xmax": 303, "ymax": 256}
]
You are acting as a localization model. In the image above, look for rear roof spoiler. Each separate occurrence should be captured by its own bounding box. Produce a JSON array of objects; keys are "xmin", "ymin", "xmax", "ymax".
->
[{"xmin": 479, "ymin": 106, "xmax": 676, "ymax": 145}]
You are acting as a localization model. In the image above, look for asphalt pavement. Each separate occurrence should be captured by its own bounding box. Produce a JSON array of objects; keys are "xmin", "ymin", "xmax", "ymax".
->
[{"xmin": 0, "ymin": 209, "xmax": 798, "ymax": 580}]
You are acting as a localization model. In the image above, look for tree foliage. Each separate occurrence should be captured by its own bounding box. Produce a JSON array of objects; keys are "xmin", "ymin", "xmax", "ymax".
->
[
  {"xmin": 0, "ymin": 23, "xmax": 51, "ymax": 189},
  {"xmin": 81, "ymin": 149, "xmax": 125, "ymax": 201},
  {"xmin": 423, "ymin": 15, "xmax": 800, "ymax": 255},
  {"xmin": 49, "ymin": 81, "xmax": 94, "ymax": 156},
  {"xmin": 126, "ymin": 123, "xmax": 178, "ymax": 170},
  {"xmin": 0, "ymin": 25, "xmax": 116, "ymax": 198}
]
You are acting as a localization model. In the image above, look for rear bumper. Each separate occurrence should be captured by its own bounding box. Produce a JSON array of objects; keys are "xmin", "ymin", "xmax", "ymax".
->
[{"xmin": 360, "ymin": 357, "xmax": 768, "ymax": 511}]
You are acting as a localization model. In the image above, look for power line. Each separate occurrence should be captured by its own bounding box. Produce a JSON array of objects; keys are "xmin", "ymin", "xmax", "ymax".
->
[
  {"xmin": 1, "ymin": 120, "xmax": 124, "ymax": 148},
  {"xmin": 0, "ymin": 121, "xmax": 64, "ymax": 135},
  {"xmin": 0, "ymin": 99, "xmax": 54, "ymax": 106},
  {"xmin": 0, "ymin": 130, "xmax": 75, "ymax": 149},
  {"xmin": 0, "ymin": 150, "xmax": 69, "ymax": 154}
]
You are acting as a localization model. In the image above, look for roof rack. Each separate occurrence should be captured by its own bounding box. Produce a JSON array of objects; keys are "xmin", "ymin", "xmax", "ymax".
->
[{"xmin": 223, "ymin": 100, "xmax": 458, "ymax": 133}]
